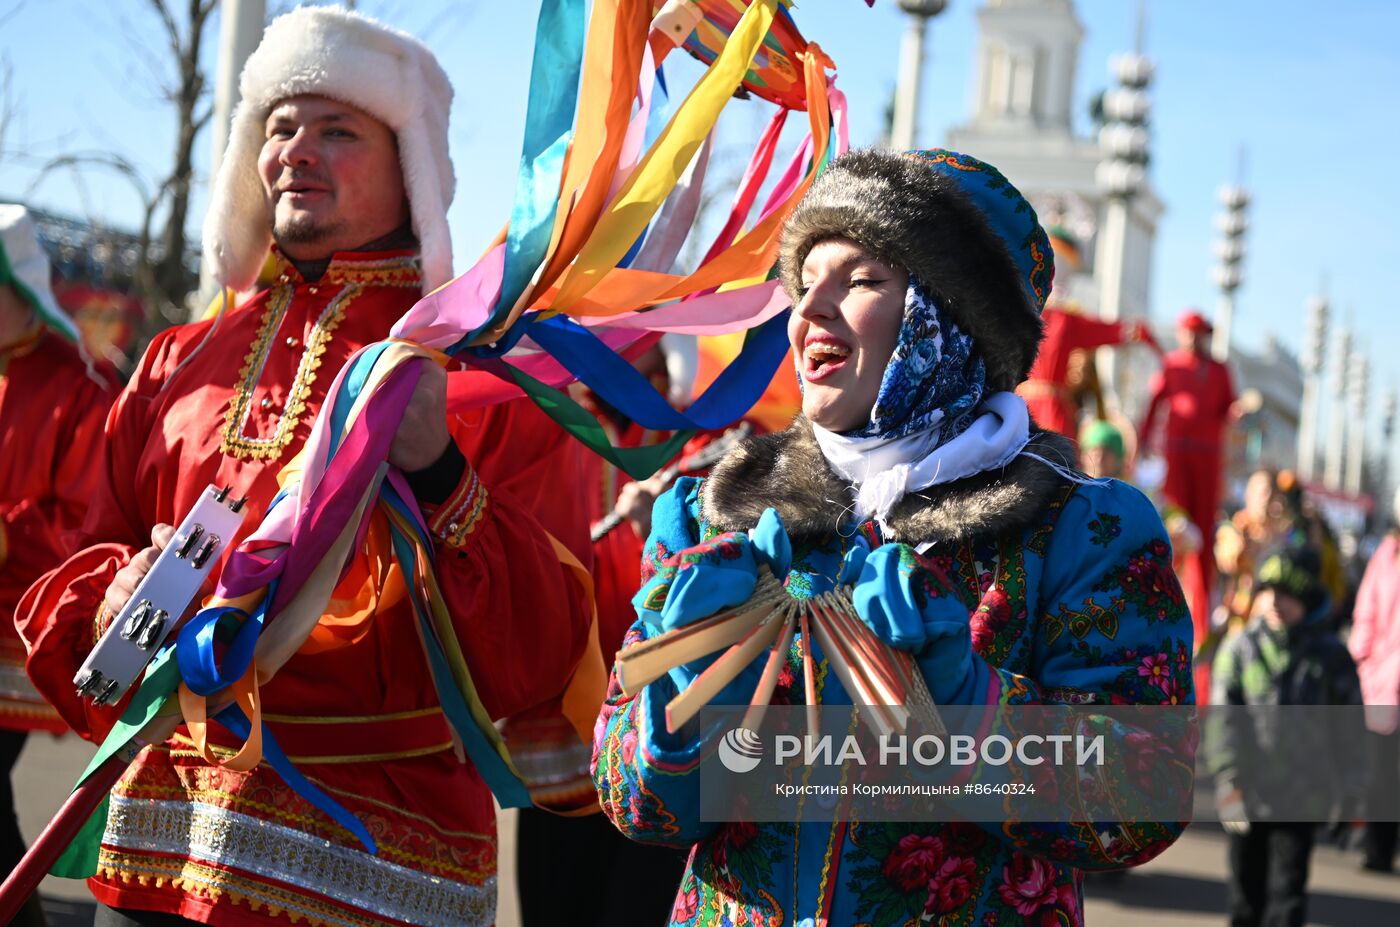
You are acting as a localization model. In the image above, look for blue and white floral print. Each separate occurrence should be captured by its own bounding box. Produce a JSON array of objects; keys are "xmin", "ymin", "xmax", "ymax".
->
[{"xmin": 852, "ymin": 276, "xmax": 987, "ymax": 444}]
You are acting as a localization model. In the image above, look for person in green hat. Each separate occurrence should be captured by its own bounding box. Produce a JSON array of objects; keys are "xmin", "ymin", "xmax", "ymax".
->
[
  {"xmin": 1208, "ymin": 545, "xmax": 1367, "ymax": 927},
  {"xmin": 1078, "ymin": 417, "xmax": 1127, "ymax": 480},
  {"xmin": 0, "ymin": 203, "xmax": 116, "ymax": 927}
]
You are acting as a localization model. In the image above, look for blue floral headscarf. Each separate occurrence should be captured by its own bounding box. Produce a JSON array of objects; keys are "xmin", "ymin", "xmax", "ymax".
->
[{"xmin": 847, "ymin": 276, "xmax": 987, "ymax": 444}]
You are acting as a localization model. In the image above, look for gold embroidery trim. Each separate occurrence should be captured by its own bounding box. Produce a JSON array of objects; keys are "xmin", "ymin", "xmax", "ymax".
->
[
  {"xmin": 430, "ymin": 467, "xmax": 489, "ymax": 549},
  {"xmin": 261, "ymin": 706, "xmax": 444, "ymax": 724},
  {"xmin": 118, "ymin": 763, "xmax": 496, "ymax": 843},
  {"xmin": 322, "ymin": 255, "xmax": 422, "ymax": 289},
  {"xmin": 95, "ymin": 853, "xmax": 490, "ymax": 927},
  {"xmin": 219, "ymin": 284, "xmax": 356, "ymax": 461},
  {"xmin": 112, "ymin": 780, "xmax": 495, "ymax": 876},
  {"xmin": 93, "ymin": 601, "xmax": 113, "ymax": 645},
  {"xmin": 165, "ymin": 733, "xmax": 453, "ymax": 766}
]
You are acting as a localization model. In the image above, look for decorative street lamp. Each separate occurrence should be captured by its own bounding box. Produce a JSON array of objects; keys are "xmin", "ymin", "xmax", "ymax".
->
[
  {"xmin": 1324, "ymin": 327, "xmax": 1352, "ymax": 492},
  {"xmin": 1346, "ymin": 349, "xmax": 1370, "ymax": 498},
  {"xmin": 1093, "ymin": 44, "xmax": 1153, "ymax": 405},
  {"xmin": 1296, "ymin": 291, "xmax": 1328, "ymax": 483},
  {"xmin": 1212, "ymin": 175, "xmax": 1250, "ymax": 361},
  {"xmin": 890, "ymin": 1, "xmax": 949, "ymax": 151}
]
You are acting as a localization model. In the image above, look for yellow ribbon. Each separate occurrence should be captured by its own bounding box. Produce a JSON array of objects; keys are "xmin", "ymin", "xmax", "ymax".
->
[{"xmin": 550, "ymin": 0, "xmax": 778, "ymax": 312}]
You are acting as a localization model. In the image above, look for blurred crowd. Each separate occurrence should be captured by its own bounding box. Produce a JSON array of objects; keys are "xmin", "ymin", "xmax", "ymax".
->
[{"xmin": 1076, "ymin": 410, "xmax": 1400, "ymax": 924}]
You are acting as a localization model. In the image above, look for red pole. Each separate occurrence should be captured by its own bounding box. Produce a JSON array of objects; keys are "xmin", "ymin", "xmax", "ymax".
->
[{"xmin": 0, "ymin": 755, "xmax": 126, "ymax": 924}]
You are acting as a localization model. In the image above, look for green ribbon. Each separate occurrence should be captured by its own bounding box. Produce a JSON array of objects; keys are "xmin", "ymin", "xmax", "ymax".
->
[
  {"xmin": 506, "ymin": 364, "xmax": 696, "ymax": 480},
  {"xmin": 49, "ymin": 648, "xmax": 181, "ymax": 877}
]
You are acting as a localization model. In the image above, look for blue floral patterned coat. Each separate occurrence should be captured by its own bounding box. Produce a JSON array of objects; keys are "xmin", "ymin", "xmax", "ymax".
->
[{"xmin": 592, "ymin": 420, "xmax": 1194, "ymax": 927}]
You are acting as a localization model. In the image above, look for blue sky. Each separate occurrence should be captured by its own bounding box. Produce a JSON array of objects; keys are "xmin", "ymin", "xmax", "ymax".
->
[{"xmin": 4, "ymin": 0, "xmax": 1398, "ymax": 447}]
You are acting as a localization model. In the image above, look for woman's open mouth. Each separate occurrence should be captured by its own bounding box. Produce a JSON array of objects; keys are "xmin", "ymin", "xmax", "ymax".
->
[{"xmin": 803, "ymin": 339, "xmax": 851, "ymax": 382}]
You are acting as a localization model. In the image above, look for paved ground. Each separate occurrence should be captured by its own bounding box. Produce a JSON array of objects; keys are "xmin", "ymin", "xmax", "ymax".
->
[{"xmin": 14, "ymin": 734, "xmax": 1400, "ymax": 926}]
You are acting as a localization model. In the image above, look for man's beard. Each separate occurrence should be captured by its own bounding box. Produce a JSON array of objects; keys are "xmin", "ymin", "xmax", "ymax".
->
[{"xmin": 273, "ymin": 209, "xmax": 345, "ymax": 249}]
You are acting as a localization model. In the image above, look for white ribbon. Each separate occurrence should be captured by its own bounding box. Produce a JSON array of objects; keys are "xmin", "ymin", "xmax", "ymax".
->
[{"xmin": 811, "ymin": 392, "xmax": 1033, "ymax": 527}]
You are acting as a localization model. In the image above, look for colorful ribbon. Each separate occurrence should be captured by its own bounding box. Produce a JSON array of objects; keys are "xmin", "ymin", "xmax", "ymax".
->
[{"xmin": 65, "ymin": 0, "xmax": 853, "ymax": 871}]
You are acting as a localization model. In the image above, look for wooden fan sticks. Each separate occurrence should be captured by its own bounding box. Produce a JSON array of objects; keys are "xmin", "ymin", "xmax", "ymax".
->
[{"xmin": 616, "ymin": 568, "xmax": 945, "ymax": 739}]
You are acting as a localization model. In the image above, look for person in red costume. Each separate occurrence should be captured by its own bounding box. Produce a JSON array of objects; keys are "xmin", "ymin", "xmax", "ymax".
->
[
  {"xmin": 1141, "ymin": 309, "xmax": 1237, "ymax": 604},
  {"xmin": 1016, "ymin": 227, "xmax": 1154, "ymax": 438},
  {"xmin": 1020, "ymin": 310, "xmax": 1152, "ymax": 437},
  {"xmin": 513, "ymin": 343, "xmax": 688, "ymax": 927},
  {"xmin": 0, "ymin": 204, "xmax": 116, "ymax": 927},
  {"xmin": 16, "ymin": 9, "xmax": 593, "ymax": 927}
]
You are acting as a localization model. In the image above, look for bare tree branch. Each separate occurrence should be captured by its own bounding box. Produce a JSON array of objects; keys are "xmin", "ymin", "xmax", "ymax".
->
[
  {"xmin": 23, "ymin": 151, "xmax": 156, "ymax": 207},
  {"xmin": 193, "ymin": 105, "xmax": 214, "ymax": 135},
  {"xmin": 146, "ymin": 0, "xmax": 185, "ymax": 69},
  {"xmin": 0, "ymin": 54, "xmax": 15, "ymax": 158},
  {"xmin": 0, "ymin": 1, "xmax": 23, "ymax": 30}
]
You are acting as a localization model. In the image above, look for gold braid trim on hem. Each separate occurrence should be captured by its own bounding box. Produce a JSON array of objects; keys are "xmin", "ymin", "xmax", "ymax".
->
[
  {"xmin": 113, "ymin": 779, "xmax": 494, "ymax": 881},
  {"xmin": 96, "ymin": 861, "xmax": 410, "ymax": 927}
]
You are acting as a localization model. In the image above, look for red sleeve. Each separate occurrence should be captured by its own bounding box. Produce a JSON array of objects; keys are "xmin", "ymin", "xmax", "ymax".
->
[
  {"xmin": 15, "ymin": 334, "xmax": 174, "ymax": 741},
  {"xmin": 423, "ymin": 399, "xmax": 594, "ymax": 721},
  {"xmin": 1, "ymin": 366, "xmax": 114, "ymax": 601},
  {"xmin": 1062, "ymin": 313, "xmax": 1128, "ymax": 352},
  {"xmin": 592, "ymin": 522, "xmax": 646, "ymax": 652},
  {"xmin": 1217, "ymin": 362, "xmax": 1237, "ymax": 423},
  {"xmin": 1140, "ymin": 366, "xmax": 1167, "ymax": 450}
]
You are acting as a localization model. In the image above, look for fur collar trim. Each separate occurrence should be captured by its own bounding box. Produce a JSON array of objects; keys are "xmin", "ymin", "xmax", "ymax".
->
[{"xmin": 701, "ymin": 416, "xmax": 1078, "ymax": 548}]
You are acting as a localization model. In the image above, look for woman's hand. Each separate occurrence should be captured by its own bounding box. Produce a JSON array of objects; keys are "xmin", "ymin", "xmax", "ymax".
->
[
  {"xmin": 853, "ymin": 543, "xmax": 978, "ymax": 704},
  {"xmin": 647, "ymin": 509, "xmax": 794, "ymax": 704}
]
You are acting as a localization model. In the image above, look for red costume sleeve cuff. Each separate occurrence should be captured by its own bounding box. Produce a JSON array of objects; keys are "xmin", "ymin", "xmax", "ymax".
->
[{"xmin": 422, "ymin": 459, "xmax": 490, "ymax": 550}]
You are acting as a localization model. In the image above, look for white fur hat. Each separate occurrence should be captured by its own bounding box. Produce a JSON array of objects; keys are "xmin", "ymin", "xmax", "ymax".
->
[{"xmin": 203, "ymin": 6, "xmax": 455, "ymax": 294}]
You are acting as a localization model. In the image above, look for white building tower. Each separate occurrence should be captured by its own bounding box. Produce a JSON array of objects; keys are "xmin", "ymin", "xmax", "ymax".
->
[{"xmin": 947, "ymin": 0, "xmax": 1164, "ymax": 418}]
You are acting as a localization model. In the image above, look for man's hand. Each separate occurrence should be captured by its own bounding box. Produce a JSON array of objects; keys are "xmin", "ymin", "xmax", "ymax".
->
[
  {"xmin": 389, "ymin": 360, "xmax": 451, "ymax": 473},
  {"xmin": 614, "ymin": 475, "xmax": 669, "ymax": 539},
  {"xmin": 104, "ymin": 524, "xmax": 176, "ymax": 616}
]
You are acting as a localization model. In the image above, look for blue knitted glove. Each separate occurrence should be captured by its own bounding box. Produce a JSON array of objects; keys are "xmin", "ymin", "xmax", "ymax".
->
[
  {"xmin": 853, "ymin": 543, "xmax": 983, "ymax": 704},
  {"xmin": 643, "ymin": 509, "xmax": 794, "ymax": 704}
]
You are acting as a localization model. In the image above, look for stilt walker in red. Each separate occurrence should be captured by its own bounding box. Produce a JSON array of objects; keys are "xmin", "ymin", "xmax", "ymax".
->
[{"xmin": 1141, "ymin": 309, "xmax": 1236, "ymax": 653}]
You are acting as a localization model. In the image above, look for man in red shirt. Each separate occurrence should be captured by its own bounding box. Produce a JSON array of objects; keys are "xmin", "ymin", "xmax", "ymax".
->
[
  {"xmin": 1141, "ymin": 309, "xmax": 1236, "ymax": 600},
  {"xmin": 18, "ymin": 9, "xmax": 593, "ymax": 926}
]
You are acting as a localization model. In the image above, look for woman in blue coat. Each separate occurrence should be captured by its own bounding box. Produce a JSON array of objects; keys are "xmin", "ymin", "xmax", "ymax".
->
[{"xmin": 592, "ymin": 148, "xmax": 1194, "ymax": 927}]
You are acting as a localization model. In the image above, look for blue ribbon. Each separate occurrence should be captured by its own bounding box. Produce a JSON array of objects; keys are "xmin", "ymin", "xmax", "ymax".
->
[
  {"xmin": 214, "ymin": 702, "xmax": 378, "ymax": 854},
  {"xmin": 522, "ymin": 310, "xmax": 791, "ymax": 431},
  {"xmin": 455, "ymin": 0, "xmax": 586, "ymax": 350},
  {"xmin": 174, "ymin": 603, "xmax": 263, "ymax": 697}
]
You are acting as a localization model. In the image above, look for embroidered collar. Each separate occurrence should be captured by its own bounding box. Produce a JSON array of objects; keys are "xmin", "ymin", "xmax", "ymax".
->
[
  {"xmin": 0, "ymin": 320, "xmax": 44, "ymax": 375},
  {"xmin": 270, "ymin": 247, "xmax": 423, "ymax": 290}
]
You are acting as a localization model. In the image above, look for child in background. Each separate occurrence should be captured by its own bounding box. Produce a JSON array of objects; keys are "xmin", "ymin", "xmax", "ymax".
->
[{"xmin": 1209, "ymin": 547, "xmax": 1368, "ymax": 927}]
